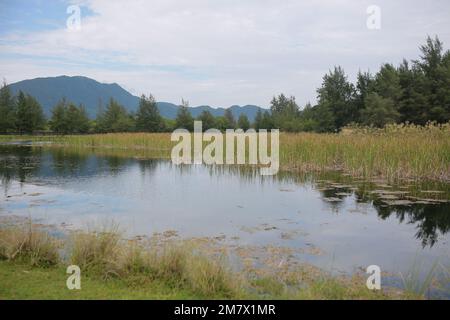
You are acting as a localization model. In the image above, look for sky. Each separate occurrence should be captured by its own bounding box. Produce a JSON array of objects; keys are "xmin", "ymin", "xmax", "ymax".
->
[{"xmin": 0, "ymin": 0, "xmax": 449, "ymax": 108}]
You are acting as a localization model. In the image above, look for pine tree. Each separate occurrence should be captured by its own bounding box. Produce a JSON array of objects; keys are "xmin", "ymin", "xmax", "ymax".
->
[
  {"xmin": 270, "ymin": 94, "xmax": 299, "ymax": 130},
  {"xmin": 175, "ymin": 99, "xmax": 194, "ymax": 131},
  {"xmin": 224, "ymin": 108, "xmax": 236, "ymax": 129},
  {"xmin": 0, "ymin": 82, "xmax": 17, "ymax": 132},
  {"xmin": 67, "ymin": 103, "xmax": 90, "ymax": 133},
  {"xmin": 49, "ymin": 98, "xmax": 68, "ymax": 134},
  {"xmin": 237, "ymin": 114, "xmax": 250, "ymax": 130},
  {"xmin": 316, "ymin": 66, "xmax": 356, "ymax": 130},
  {"xmin": 397, "ymin": 60, "xmax": 429, "ymax": 124},
  {"xmin": 414, "ymin": 36, "xmax": 450, "ymax": 123},
  {"xmin": 253, "ymin": 109, "xmax": 263, "ymax": 130},
  {"xmin": 97, "ymin": 98, "xmax": 133, "ymax": 132},
  {"xmin": 197, "ymin": 110, "xmax": 216, "ymax": 131},
  {"xmin": 260, "ymin": 111, "xmax": 274, "ymax": 130},
  {"xmin": 361, "ymin": 93, "xmax": 399, "ymax": 127},
  {"xmin": 136, "ymin": 94, "xmax": 164, "ymax": 132},
  {"xmin": 16, "ymin": 91, "xmax": 45, "ymax": 133},
  {"xmin": 355, "ymin": 71, "xmax": 375, "ymax": 121}
]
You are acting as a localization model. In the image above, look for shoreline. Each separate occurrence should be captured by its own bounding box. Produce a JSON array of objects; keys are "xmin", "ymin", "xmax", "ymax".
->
[
  {"xmin": 1, "ymin": 128, "xmax": 450, "ymax": 183},
  {"xmin": 0, "ymin": 220, "xmax": 427, "ymax": 300}
]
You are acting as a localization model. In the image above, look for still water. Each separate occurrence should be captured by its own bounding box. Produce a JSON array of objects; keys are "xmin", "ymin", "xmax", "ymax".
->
[{"xmin": 1, "ymin": 145, "xmax": 449, "ymax": 292}]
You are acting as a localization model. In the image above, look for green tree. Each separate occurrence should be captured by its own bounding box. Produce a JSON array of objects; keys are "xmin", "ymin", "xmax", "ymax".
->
[
  {"xmin": 374, "ymin": 64, "xmax": 403, "ymax": 103},
  {"xmin": 224, "ymin": 109, "xmax": 236, "ymax": 129},
  {"xmin": 253, "ymin": 109, "xmax": 263, "ymax": 130},
  {"xmin": 197, "ymin": 110, "xmax": 216, "ymax": 131},
  {"xmin": 355, "ymin": 71, "xmax": 375, "ymax": 121},
  {"xmin": 0, "ymin": 82, "xmax": 17, "ymax": 132},
  {"xmin": 270, "ymin": 94, "xmax": 299, "ymax": 131},
  {"xmin": 310, "ymin": 104, "xmax": 335, "ymax": 133},
  {"xmin": 414, "ymin": 36, "xmax": 450, "ymax": 123},
  {"xmin": 49, "ymin": 98, "xmax": 68, "ymax": 134},
  {"xmin": 66, "ymin": 103, "xmax": 90, "ymax": 133},
  {"xmin": 135, "ymin": 94, "xmax": 164, "ymax": 132},
  {"xmin": 297, "ymin": 103, "xmax": 319, "ymax": 132},
  {"xmin": 317, "ymin": 66, "xmax": 356, "ymax": 130},
  {"xmin": 50, "ymin": 99, "xmax": 91, "ymax": 134},
  {"xmin": 237, "ymin": 114, "xmax": 250, "ymax": 130},
  {"xmin": 215, "ymin": 116, "xmax": 229, "ymax": 131},
  {"xmin": 16, "ymin": 91, "xmax": 45, "ymax": 134},
  {"xmin": 260, "ymin": 111, "xmax": 274, "ymax": 130},
  {"xmin": 175, "ymin": 99, "xmax": 194, "ymax": 131},
  {"xmin": 97, "ymin": 98, "xmax": 133, "ymax": 132},
  {"xmin": 361, "ymin": 93, "xmax": 399, "ymax": 127},
  {"xmin": 397, "ymin": 60, "xmax": 429, "ymax": 124}
]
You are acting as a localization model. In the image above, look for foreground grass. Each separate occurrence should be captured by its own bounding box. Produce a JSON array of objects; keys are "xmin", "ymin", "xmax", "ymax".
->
[
  {"xmin": 1, "ymin": 123, "xmax": 449, "ymax": 182},
  {"xmin": 0, "ymin": 261, "xmax": 197, "ymax": 299},
  {"xmin": 0, "ymin": 224, "xmax": 420, "ymax": 300}
]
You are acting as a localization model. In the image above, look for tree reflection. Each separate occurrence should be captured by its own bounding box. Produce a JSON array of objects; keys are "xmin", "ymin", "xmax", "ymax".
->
[{"xmin": 373, "ymin": 201, "xmax": 450, "ymax": 247}]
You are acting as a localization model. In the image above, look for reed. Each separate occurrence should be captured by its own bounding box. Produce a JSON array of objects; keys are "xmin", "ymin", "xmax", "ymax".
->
[{"xmin": 1, "ymin": 122, "xmax": 449, "ymax": 181}]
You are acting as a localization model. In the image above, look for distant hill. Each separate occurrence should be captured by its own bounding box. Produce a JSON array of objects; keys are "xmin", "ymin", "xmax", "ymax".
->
[
  {"xmin": 8, "ymin": 76, "xmax": 139, "ymax": 118},
  {"xmin": 8, "ymin": 76, "xmax": 265, "ymax": 121}
]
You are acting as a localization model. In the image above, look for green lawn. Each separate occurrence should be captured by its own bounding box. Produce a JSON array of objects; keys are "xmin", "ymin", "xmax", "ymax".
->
[{"xmin": 0, "ymin": 261, "xmax": 198, "ymax": 300}]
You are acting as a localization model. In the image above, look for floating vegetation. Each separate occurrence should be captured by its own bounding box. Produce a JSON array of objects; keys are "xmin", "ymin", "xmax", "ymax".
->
[
  {"xmin": 381, "ymin": 200, "xmax": 414, "ymax": 206},
  {"xmin": 323, "ymin": 197, "xmax": 343, "ymax": 202}
]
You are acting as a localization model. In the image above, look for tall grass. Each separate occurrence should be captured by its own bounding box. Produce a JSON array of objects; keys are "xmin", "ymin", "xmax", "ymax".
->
[
  {"xmin": 400, "ymin": 258, "xmax": 439, "ymax": 298},
  {"xmin": 281, "ymin": 123, "xmax": 450, "ymax": 181},
  {"xmin": 0, "ymin": 224, "xmax": 60, "ymax": 267},
  {"xmin": 1, "ymin": 122, "xmax": 449, "ymax": 181},
  {"xmin": 68, "ymin": 226, "xmax": 241, "ymax": 297},
  {"xmin": 0, "ymin": 223, "xmax": 435, "ymax": 299}
]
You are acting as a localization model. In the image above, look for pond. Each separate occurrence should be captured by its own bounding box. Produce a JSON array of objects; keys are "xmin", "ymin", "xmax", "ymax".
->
[{"xmin": 1, "ymin": 145, "xmax": 449, "ymax": 296}]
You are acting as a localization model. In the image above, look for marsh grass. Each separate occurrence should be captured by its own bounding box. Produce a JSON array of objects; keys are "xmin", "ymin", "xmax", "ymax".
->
[
  {"xmin": 2, "ymin": 123, "xmax": 449, "ymax": 182},
  {"xmin": 280, "ymin": 123, "xmax": 450, "ymax": 181},
  {"xmin": 0, "ymin": 223, "xmax": 60, "ymax": 267},
  {"xmin": 68, "ymin": 227, "xmax": 241, "ymax": 298},
  {"xmin": 0, "ymin": 224, "xmax": 437, "ymax": 299},
  {"xmin": 400, "ymin": 257, "xmax": 439, "ymax": 298},
  {"xmin": 69, "ymin": 224, "xmax": 122, "ymax": 278}
]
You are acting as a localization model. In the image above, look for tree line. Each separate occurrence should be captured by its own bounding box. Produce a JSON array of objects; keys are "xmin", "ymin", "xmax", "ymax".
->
[
  {"xmin": 265, "ymin": 35, "xmax": 450, "ymax": 132},
  {"xmin": 0, "ymin": 86, "xmax": 254, "ymax": 134},
  {"xmin": 1, "ymin": 36, "xmax": 448, "ymax": 134}
]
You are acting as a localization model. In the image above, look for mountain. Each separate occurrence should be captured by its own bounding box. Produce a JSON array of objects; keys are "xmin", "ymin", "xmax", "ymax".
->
[
  {"xmin": 8, "ymin": 76, "xmax": 265, "ymax": 121},
  {"xmin": 8, "ymin": 76, "xmax": 139, "ymax": 118}
]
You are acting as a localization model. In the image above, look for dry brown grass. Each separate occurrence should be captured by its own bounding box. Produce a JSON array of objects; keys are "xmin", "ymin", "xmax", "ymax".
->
[
  {"xmin": 68, "ymin": 227, "xmax": 241, "ymax": 297},
  {"xmin": 0, "ymin": 224, "xmax": 60, "ymax": 267}
]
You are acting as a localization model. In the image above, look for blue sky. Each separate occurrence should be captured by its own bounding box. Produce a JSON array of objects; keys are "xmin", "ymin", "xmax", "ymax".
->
[
  {"xmin": 0, "ymin": 0, "xmax": 95, "ymax": 35},
  {"xmin": 1, "ymin": 0, "xmax": 450, "ymax": 108}
]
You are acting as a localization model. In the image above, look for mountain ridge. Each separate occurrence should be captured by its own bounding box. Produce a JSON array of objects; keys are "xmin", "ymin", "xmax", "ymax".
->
[{"xmin": 8, "ymin": 76, "xmax": 265, "ymax": 121}]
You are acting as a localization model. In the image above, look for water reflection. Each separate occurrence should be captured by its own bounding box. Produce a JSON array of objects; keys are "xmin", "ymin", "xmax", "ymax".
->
[
  {"xmin": 375, "ymin": 202, "xmax": 450, "ymax": 247},
  {"xmin": 0, "ymin": 145, "xmax": 449, "ymax": 251}
]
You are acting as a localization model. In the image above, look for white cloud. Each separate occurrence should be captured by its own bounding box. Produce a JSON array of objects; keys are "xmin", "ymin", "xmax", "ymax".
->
[{"xmin": 1, "ymin": 0, "xmax": 450, "ymax": 107}]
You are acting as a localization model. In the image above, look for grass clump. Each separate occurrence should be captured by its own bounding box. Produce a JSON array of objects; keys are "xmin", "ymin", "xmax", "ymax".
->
[
  {"xmin": 68, "ymin": 228, "xmax": 241, "ymax": 298},
  {"xmin": 158, "ymin": 244, "xmax": 242, "ymax": 298},
  {"xmin": 69, "ymin": 226, "xmax": 122, "ymax": 278},
  {"xmin": 0, "ymin": 225, "xmax": 60, "ymax": 267}
]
